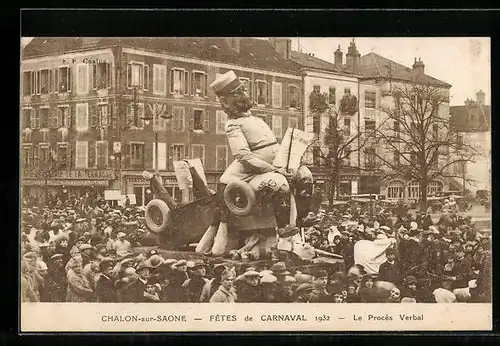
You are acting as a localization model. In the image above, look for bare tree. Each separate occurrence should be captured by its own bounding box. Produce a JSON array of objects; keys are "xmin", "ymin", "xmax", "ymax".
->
[
  {"xmin": 308, "ymin": 90, "xmax": 374, "ymax": 204},
  {"xmin": 374, "ymin": 80, "xmax": 478, "ymax": 211}
]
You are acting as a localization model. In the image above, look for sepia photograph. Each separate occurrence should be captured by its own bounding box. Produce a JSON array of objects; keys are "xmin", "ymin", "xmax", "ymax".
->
[{"xmin": 20, "ymin": 36, "xmax": 492, "ymax": 331}]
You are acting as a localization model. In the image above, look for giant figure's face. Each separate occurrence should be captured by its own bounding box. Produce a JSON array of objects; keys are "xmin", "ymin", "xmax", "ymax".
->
[{"xmin": 220, "ymin": 85, "xmax": 252, "ymax": 116}]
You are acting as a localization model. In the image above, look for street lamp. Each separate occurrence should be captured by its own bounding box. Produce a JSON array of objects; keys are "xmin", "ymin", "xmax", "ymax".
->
[{"xmin": 142, "ymin": 104, "xmax": 171, "ymax": 175}]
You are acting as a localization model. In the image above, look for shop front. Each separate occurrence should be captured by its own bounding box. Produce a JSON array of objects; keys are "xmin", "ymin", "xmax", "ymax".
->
[{"xmin": 22, "ymin": 170, "xmax": 116, "ymax": 200}]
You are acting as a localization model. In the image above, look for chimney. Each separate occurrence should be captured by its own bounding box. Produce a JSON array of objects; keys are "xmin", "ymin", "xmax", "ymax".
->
[
  {"xmin": 476, "ymin": 89, "xmax": 485, "ymax": 105},
  {"xmin": 225, "ymin": 38, "xmax": 240, "ymax": 53},
  {"xmin": 269, "ymin": 38, "xmax": 292, "ymax": 60},
  {"xmin": 345, "ymin": 39, "xmax": 360, "ymax": 73},
  {"xmin": 80, "ymin": 37, "xmax": 100, "ymax": 48},
  {"xmin": 334, "ymin": 45, "xmax": 343, "ymax": 68},
  {"xmin": 412, "ymin": 57, "xmax": 425, "ymax": 74}
]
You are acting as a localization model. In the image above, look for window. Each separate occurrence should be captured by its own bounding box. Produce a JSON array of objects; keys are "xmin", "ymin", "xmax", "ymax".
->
[
  {"xmin": 427, "ymin": 181, "xmax": 443, "ymax": 196},
  {"xmin": 22, "ymin": 109, "xmax": 31, "ymax": 129},
  {"xmin": 172, "ymin": 107, "xmax": 185, "ymax": 131},
  {"xmin": 387, "ymin": 181, "xmax": 405, "ymax": 199},
  {"xmin": 191, "ymin": 144, "xmax": 205, "ymax": 166},
  {"xmin": 171, "ymin": 144, "xmax": 185, "ymax": 163},
  {"xmin": 127, "ymin": 103, "xmax": 144, "ymax": 128},
  {"xmin": 192, "ymin": 71, "xmax": 207, "ymax": 97},
  {"xmin": 23, "ymin": 71, "xmax": 32, "ymax": 96},
  {"xmin": 130, "ymin": 143, "xmax": 144, "ymax": 167},
  {"xmin": 39, "ymin": 108, "xmax": 49, "ymax": 128},
  {"xmin": 408, "ymin": 181, "xmax": 420, "ymax": 199},
  {"xmin": 56, "ymin": 106, "xmax": 70, "ymax": 128},
  {"xmin": 272, "ymin": 82, "xmax": 282, "ymax": 108},
  {"xmin": 30, "ymin": 109, "xmax": 39, "ymax": 129},
  {"xmin": 216, "ymin": 145, "xmax": 228, "ymax": 170},
  {"xmin": 365, "ymin": 91, "xmax": 376, "ymax": 108},
  {"xmin": 127, "ymin": 62, "xmax": 143, "ymax": 88},
  {"xmin": 96, "ymin": 141, "xmax": 108, "ymax": 169},
  {"xmin": 313, "ymin": 146, "xmax": 321, "ymax": 165},
  {"xmin": 49, "ymin": 108, "xmax": 58, "ymax": 128},
  {"xmin": 58, "ymin": 66, "xmax": 71, "ymax": 93},
  {"xmin": 153, "ymin": 64, "xmax": 166, "ymax": 95},
  {"xmin": 272, "ymin": 115, "xmax": 282, "ymax": 138},
  {"xmin": 393, "ymin": 151, "xmax": 400, "ymax": 167},
  {"xmin": 170, "ymin": 69, "xmax": 188, "ymax": 95},
  {"xmin": 92, "ymin": 62, "xmax": 111, "ymax": 90},
  {"xmin": 288, "ymin": 116, "xmax": 298, "ymax": 129},
  {"xmin": 152, "ymin": 143, "xmax": 167, "ymax": 171},
  {"xmin": 97, "ymin": 103, "xmax": 109, "ymax": 128},
  {"xmin": 431, "ymin": 153, "xmax": 439, "ymax": 170},
  {"xmin": 58, "ymin": 145, "xmax": 68, "ymax": 170},
  {"xmin": 216, "ymin": 110, "xmax": 227, "ymax": 134},
  {"xmin": 344, "ymin": 147, "xmax": 351, "ymax": 166},
  {"xmin": 313, "ymin": 115, "xmax": 320, "ymax": 135},
  {"xmin": 394, "ymin": 120, "xmax": 400, "ymax": 136},
  {"xmin": 39, "ymin": 145, "xmax": 50, "ymax": 165},
  {"xmin": 35, "ymin": 71, "xmax": 41, "ymax": 95},
  {"xmin": 40, "ymin": 69, "xmax": 50, "ymax": 94},
  {"xmin": 256, "ymin": 81, "xmax": 268, "ymax": 105},
  {"xmin": 143, "ymin": 65, "xmax": 149, "ymax": 90},
  {"xmin": 76, "ymin": 64, "xmax": 89, "ymax": 95},
  {"xmin": 365, "ymin": 120, "xmax": 376, "ymax": 132},
  {"xmin": 329, "ymin": 87, "xmax": 336, "ymax": 105},
  {"xmin": 75, "ymin": 141, "xmax": 88, "ymax": 169},
  {"xmin": 364, "ymin": 148, "xmax": 376, "ymax": 168},
  {"xmin": 22, "ymin": 146, "xmax": 32, "ymax": 168},
  {"xmin": 432, "ymin": 124, "xmax": 439, "ymax": 141},
  {"xmin": 288, "ymin": 85, "xmax": 299, "ymax": 108},
  {"xmin": 76, "ymin": 103, "xmax": 89, "ymax": 131},
  {"xmin": 191, "ymin": 109, "xmax": 209, "ymax": 131},
  {"xmin": 344, "ymin": 118, "xmax": 351, "ymax": 136},
  {"xmin": 239, "ymin": 77, "xmax": 252, "ymax": 101}
]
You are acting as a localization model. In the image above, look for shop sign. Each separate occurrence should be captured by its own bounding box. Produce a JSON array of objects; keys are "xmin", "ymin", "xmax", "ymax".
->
[
  {"xmin": 127, "ymin": 176, "xmax": 178, "ymax": 185},
  {"xmin": 23, "ymin": 170, "xmax": 115, "ymax": 180}
]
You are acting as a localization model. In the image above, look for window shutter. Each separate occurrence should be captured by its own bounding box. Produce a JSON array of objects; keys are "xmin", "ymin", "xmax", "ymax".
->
[
  {"xmin": 67, "ymin": 67, "xmax": 72, "ymax": 93},
  {"xmin": 184, "ymin": 145, "xmax": 189, "ymax": 159},
  {"xmin": 189, "ymin": 110, "xmax": 194, "ymax": 130},
  {"xmin": 267, "ymin": 82, "xmax": 271, "ymax": 105},
  {"xmin": 168, "ymin": 144, "xmax": 173, "ymax": 169},
  {"xmin": 191, "ymin": 71, "xmax": 196, "ymax": 96},
  {"xmin": 90, "ymin": 64, "xmax": 96, "ymax": 90},
  {"xmin": 109, "ymin": 103, "xmax": 113, "ymax": 129},
  {"xmin": 204, "ymin": 74, "xmax": 208, "ymax": 97},
  {"xmin": 36, "ymin": 71, "xmax": 41, "ymax": 94},
  {"xmin": 48, "ymin": 70, "xmax": 52, "ymax": 93},
  {"xmin": 90, "ymin": 104, "xmax": 98, "ymax": 127},
  {"xmin": 106, "ymin": 62, "xmax": 111, "ymax": 88},
  {"xmin": 57, "ymin": 108, "xmax": 63, "ymax": 128},
  {"xmin": 203, "ymin": 112, "xmax": 209, "ymax": 132},
  {"xmin": 143, "ymin": 65, "xmax": 149, "ymax": 90},
  {"xmin": 127, "ymin": 63, "xmax": 131, "ymax": 88},
  {"xmin": 248, "ymin": 80, "xmax": 253, "ymax": 101},
  {"xmin": 50, "ymin": 108, "xmax": 57, "ymax": 128},
  {"xmin": 53, "ymin": 68, "xmax": 59, "ymax": 93},
  {"xmin": 184, "ymin": 71, "xmax": 189, "ymax": 95}
]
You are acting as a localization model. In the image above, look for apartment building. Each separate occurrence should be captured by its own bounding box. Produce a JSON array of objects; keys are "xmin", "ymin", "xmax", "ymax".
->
[{"xmin": 21, "ymin": 37, "xmax": 303, "ymax": 205}]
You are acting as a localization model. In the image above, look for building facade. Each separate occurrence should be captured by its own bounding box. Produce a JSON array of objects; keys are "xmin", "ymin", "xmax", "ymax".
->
[{"xmin": 21, "ymin": 38, "xmax": 303, "ymax": 205}]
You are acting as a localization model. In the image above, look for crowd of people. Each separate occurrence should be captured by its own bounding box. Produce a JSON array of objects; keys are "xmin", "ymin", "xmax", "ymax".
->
[{"xmin": 21, "ymin": 190, "xmax": 491, "ymax": 303}]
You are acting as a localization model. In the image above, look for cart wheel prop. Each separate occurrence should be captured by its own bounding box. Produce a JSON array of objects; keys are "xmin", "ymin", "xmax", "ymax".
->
[
  {"xmin": 145, "ymin": 199, "xmax": 171, "ymax": 234},
  {"xmin": 223, "ymin": 180, "xmax": 257, "ymax": 217}
]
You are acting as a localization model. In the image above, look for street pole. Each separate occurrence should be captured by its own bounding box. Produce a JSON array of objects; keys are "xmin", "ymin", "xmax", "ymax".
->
[{"xmin": 154, "ymin": 131, "xmax": 159, "ymax": 175}]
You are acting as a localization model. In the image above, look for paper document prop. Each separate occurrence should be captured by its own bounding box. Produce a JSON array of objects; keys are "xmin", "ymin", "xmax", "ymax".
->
[
  {"xmin": 353, "ymin": 238, "xmax": 395, "ymax": 274},
  {"xmin": 173, "ymin": 158, "xmax": 207, "ymax": 190},
  {"xmin": 273, "ymin": 128, "xmax": 314, "ymax": 171}
]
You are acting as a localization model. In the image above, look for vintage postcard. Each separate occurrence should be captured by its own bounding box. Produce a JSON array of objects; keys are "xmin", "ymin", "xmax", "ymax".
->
[{"xmin": 20, "ymin": 36, "xmax": 492, "ymax": 332}]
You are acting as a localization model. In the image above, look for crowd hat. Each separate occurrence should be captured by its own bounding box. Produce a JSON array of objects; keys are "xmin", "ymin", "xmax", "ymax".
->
[
  {"xmin": 50, "ymin": 253, "xmax": 63, "ymax": 260},
  {"xmin": 173, "ymin": 259, "xmax": 188, "ymax": 267},
  {"xmin": 210, "ymin": 70, "xmax": 244, "ymax": 96},
  {"xmin": 79, "ymin": 244, "xmax": 93, "ymax": 251},
  {"xmin": 117, "ymin": 232, "xmax": 126, "ymax": 238},
  {"xmin": 99, "ymin": 260, "xmax": 113, "ymax": 272},
  {"xmin": 271, "ymin": 262, "xmax": 290, "ymax": 276},
  {"xmin": 192, "ymin": 259, "xmax": 208, "ymax": 269},
  {"xmin": 259, "ymin": 270, "xmax": 273, "ymax": 277},
  {"xmin": 147, "ymin": 255, "xmax": 165, "ymax": 269},
  {"xmin": 296, "ymin": 283, "xmax": 314, "ymax": 293},
  {"xmin": 260, "ymin": 275, "xmax": 277, "ymax": 284},
  {"xmin": 284, "ymin": 275, "xmax": 296, "ymax": 284},
  {"xmin": 137, "ymin": 261, "xmax": 154, "ymax": 272},
  {"xmin": 243, "ymin": 270, "xmax": 260, "ymax": 278}
]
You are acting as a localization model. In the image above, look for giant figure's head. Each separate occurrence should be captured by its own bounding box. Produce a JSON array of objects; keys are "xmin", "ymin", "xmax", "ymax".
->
[{"xmin": 210, "ymin": 70, "xmax": 252, "ymax": 117}]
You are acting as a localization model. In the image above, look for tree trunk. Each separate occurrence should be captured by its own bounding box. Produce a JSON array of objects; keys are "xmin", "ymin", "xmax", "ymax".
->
[
  {"xmin": 329, "ymin": 163, "xmax": 340, "ymax": 206},
  {"xmin": 45, "ymin": 178, "xmax": 48, "ymax": 205},
  {"xmin": 420, "ymin": 177, "xmax": 428, "ymax": 212}
]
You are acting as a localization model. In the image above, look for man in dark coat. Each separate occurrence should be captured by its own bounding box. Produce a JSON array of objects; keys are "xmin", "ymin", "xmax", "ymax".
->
[
  {"xmin": 96, "ymin": 260, "xmax": 117, "ymax": 302},
  {"xmin": 378, "ymin": 248, "xmax": 401, "ymax": 285},
  {"xmin": 182, "ymin": 260, "xmax": 209, "ymax": 302},
  {"xmin": 46, "ymin": 254, "xmax": 67, "ymax": 302},
  {"xmin": 235, "ymin": 271, "xmax": 261, "ymax": 302}
]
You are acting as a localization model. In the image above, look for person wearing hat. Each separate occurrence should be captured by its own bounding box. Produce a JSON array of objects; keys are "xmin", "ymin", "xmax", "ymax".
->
[
  {"xmin": 400, "ymin": 275, "xmax": 418, "ymax": 301},
  {"xmin": 235, "ymin": 270, "xmax": 261, "ymax": 302},
  {"xmin": 181, "ymin": 260, "xmax": 210, "ymax": 302},
  {"xmin": 66, "ymin": 260, "xmax": 94, "ymax": 302},
  {"xmin": 294, "ymin": 283, "xmax": 314, "ymax": 303},
  {"xmin": 96, "ymin": 260, "xmax": 117, "ymax": 302},
  {"xmin": 259, "ymin": 274, "xmax": 278, "ymax": 302},
  {"xmin": 200, "ymin": 263, "xmax": 227, "ymax": 302},
  {"xmin": 377, "ymin": 247, "xmax": 400, "ymax": 285},
  {"xmin": 166, "ymin": 260, "xmax": 190, "ymax": 302},
  {"xmin": 452, "ymin": 245, "xmax": 473, "ymax": 289},
  {"xmin": 114, "ymin": 231, "xmax": 131, "ymax": 255},
  {"xmin": 310, "ymin": 270, "xmax": 330, "ymax": 303},
  {"xmin": 46, "ymin": 253, "xmax": 67, "ymax": 302},
  {"xmin": 209, "ymin": 268, "xmax": 237, "ymax": 303}
]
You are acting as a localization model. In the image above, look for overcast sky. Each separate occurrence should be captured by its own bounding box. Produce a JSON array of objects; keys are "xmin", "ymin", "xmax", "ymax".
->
[{"xmin": 22, "ymin": 37, "xmax": 490, "ymax": 106}]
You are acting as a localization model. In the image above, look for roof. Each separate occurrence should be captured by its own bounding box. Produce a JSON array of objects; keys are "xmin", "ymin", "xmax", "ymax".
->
[
  {"xmin": 290, "ymin": 51, "xmax": 355, "ymax": 75},
  {"xmin": 22, "ymin": 37, "xmax": 302, "ymax": 75},
  {"xmin": 356, "ymin": 53, "xmax": 452, "ymax": 88},
  {"xmin": 450, "ymin": 104, "xmax": 491, "ymax": 132}
]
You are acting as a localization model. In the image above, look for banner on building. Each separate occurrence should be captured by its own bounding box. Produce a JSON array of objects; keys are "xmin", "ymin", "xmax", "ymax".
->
[
  {"xmin": 118, "ymin": 194, "xmax": 137, "ymax": 207},
  {"xmin": 104, "ymin": 190, "xmax": 122, "ymax": 201}
]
